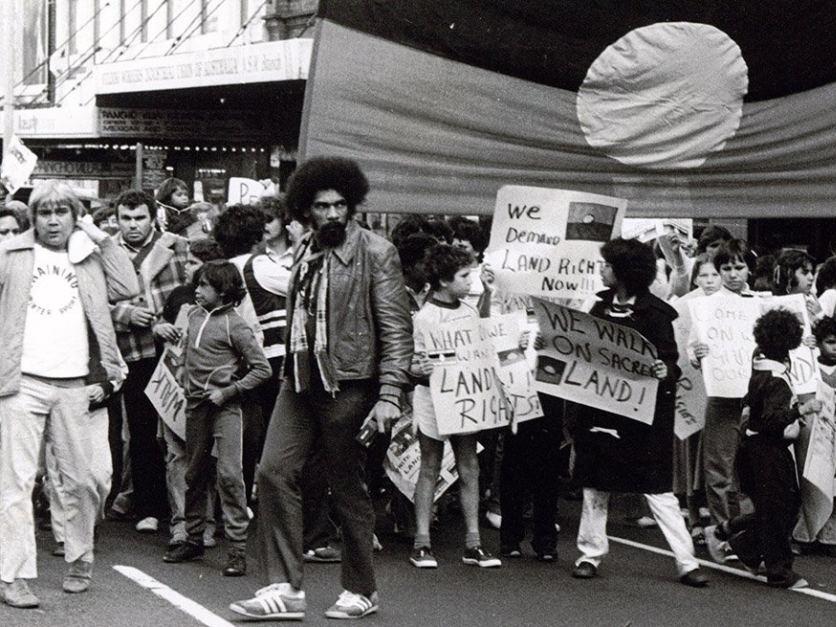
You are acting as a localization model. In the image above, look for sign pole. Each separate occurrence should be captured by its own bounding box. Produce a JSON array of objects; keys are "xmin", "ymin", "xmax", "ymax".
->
[
  {"xmin": 135, "ymin": 142, "xmax": 144, "ymax": 189},
  {"xmin": 2, "ymin": 0, "xmax": 18, "ymax": 167}
]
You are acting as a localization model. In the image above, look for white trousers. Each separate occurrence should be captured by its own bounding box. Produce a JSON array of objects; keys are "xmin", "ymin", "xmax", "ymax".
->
[
  {"xmin": 575, "ymin": 487, "xmax": 699, "ymax": 576},
  {"xmin": 47, "ymin": 406, "xmax": 112, "ymax": 544},
  {"xmin": 0, "ymin": 377, "xmax": 98, "ymax": 582}
]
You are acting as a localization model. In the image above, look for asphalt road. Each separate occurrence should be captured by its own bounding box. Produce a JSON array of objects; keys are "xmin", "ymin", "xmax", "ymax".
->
[{"xmin": 2, "ymin": 498, "xmax": 835, "ymax": 627}]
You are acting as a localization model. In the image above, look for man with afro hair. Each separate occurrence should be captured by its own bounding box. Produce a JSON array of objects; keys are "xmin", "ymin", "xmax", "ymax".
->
[
  {"xmin": 705, "ymin": 308, "xmax": 819, "ymax": 588},
  {"xmin": 231, "ymin": 157, "xmax": 413, "ymax": 621}
]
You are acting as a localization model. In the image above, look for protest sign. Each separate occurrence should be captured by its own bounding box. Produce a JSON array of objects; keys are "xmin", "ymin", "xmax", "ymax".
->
[
  {"xmin": 797, "ymin": 381, "xmax": 836, "ymax": 539},
  {"xmin": 689, "ymin": 294, "xmax": 760, "ymax": 398},
  {"xmin": 383, "ymin": 412, "xmax": 462, "ymax": 503},
  {"xmin": 671, "ymin": 292, "xmax": 707, "ymax": 440},
  {"xmin": 145, "ymin": 348, "xmax": 187, "ymax": 440},
  {"xmin": 532, "ymin": 298, "xmax": 659, "ymax": 424},
  {"xmin": 485, "ymin": 311, "xmax": 543, "ymax": 424},
  {"xmin": 484, "ymin": 186, "xmax": 626, "ymax": 300},
  {"xmin": 227, "ymin": 177, "xmax": 266, "ymax": 205},
  {"xmin": 760, "ymin": 294, "xmax": 820, "ymax": 395},
  {"xmin": 1, "ymin": 135, "xmax": 38, "ymax": 193},
  {"xmin": 428, "ymin": 317, "xmax": 512, "ymax": 436}
]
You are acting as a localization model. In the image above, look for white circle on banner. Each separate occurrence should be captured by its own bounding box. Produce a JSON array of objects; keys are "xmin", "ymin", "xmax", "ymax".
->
[{"xmin": 576, "ymin": 22, "xmax": 748, "ymax": 169}]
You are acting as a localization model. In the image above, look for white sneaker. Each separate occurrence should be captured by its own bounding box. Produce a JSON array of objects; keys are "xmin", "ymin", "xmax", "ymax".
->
[
  {"xmin": 324, "ymin": 590, "xmax": 379, "ymax": 619},
  {"xmin": 625, "ymin": 516, "xmax": 657, "ymax": 529},
  {"xmin": 485, "ymin": 511, "xmax": 502, "ymax": 529},
  {"xmin": 230, "ymin": 583, "xmax": 306, "ymax": 620},
  {"xmin": 135, "ymin": 517, "xmax": 159, "ymax": 534}
]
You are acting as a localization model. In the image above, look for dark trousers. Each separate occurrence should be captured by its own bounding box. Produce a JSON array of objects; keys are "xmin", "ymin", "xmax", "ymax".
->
[
  {"xmin": 257, "ymin": 379, "xmax": 377, "ymax": 595},
  {"xmin": 123, "ymin": 357, "xmax": 168, "ymax": 520},
  {"xmin": 728, "ymin": 436, "xmax": 800, "ymax": 583},
  {"xmin": 499, "ymin": 396, "xmax": 563, "ymax": 553},
  {"xmin": 241, "ymin": 395, "xmax": 263, "ymax": 508},
  {"xmin": 301, "ymin": 446, "xmax": 336, "ymax": 551},
  {"xmin": 184, "ymin": 401, "xmax": 248, "ymax": 548}
]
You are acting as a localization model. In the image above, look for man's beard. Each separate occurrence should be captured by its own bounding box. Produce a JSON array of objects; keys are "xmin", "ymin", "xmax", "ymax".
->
[{"xmin": 315, "ymin": 221, "xmax": 347, "ymax": 248}]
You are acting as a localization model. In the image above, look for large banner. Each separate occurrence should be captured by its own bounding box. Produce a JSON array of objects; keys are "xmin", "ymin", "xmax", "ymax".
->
[
  {"xmin": 483, "ymin": 186, "xmax": 626, "ymax": 301},
  {"xmin": 797, "ymin": 381, "xmax": 836, "ymax": 540},
  {"xmin": 427, "ymin": 317, "xmax": 512, "ymax": 436},
  {"xmin": 671, "ymin": 292, "xmax": 707, "ymax": 440},
  {"xmin": 689, "ymin": 294, "xmax": 760, "ymax": 398},
  {"xmin": 532, "ymin": 299, "xmax": 659, "ymax": 424}
]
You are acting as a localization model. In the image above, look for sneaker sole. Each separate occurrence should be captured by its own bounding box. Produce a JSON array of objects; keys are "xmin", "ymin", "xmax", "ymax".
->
[
  {"xmin": 462, "ymin": 557, "xmax": 501, "ymax": 568},
  {"xmin": 229, "ymin": 603, "xmax": 305, "ymax": 621},
  {"xmin": 409, "ymin": 558, "xmax": 438, "ymax": 568},
  {"xmin": 324, "ymin": 605, "xmax": 378, "ymax": 619}
]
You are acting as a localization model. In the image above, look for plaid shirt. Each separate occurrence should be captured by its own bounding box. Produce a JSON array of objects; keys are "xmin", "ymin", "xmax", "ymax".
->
[{"xmin": 110, "ymin": 231, "xmax": 191, "ymax": 363}]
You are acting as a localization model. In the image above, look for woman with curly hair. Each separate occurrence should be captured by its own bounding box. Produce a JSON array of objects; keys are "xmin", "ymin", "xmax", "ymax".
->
[{"xmin": 571, "ymin": 238, "xmax": 708, "ymax": 587}]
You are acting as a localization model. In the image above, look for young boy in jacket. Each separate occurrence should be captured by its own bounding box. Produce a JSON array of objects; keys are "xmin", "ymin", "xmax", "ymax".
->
[
  {"xmin": 163, "ymin": 261, "xmax": 271, "ymax": 576},
  {"xmin": 705, "ymin": 309, "xmax": 819, "ymax": 588}
]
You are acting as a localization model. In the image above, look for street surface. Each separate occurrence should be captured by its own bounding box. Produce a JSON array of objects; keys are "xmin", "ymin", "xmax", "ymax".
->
[{"xmin": 2, "ymin": 498, "xmax": 834, "ymax": 627}]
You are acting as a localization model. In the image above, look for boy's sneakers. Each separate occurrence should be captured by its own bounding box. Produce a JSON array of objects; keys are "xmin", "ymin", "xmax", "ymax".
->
[
  {"xmin": 1, "ymin": 579, "xmax": 39, "ymax": 608},
  {"xmin": 229, "ymin": 583, "xmax": 306, "ymax": 620},
  {"xmin": 304, "ymin": 546, "xmax": 342, "ymax": 563},
  {"xmin": 135, "ymin": 517, "xmax": 159, "ymax": 534},
  {"xmin": 704, "ymin": 525, "xmax": 726, "ymax": 563},
  {"xmin": 625, "ymin": 516, "xmax": 657, "ymax": 529},
  {"xmin": 484, "ymin": 511, "xmax": 502, "ymax": 529},
  {"xmin": 62, "ymin": 559, "xmax": 93, "ymax": 593},
  {"xmin": 409, "ymin": 547, "xmax": 438, "ymax": 568},
  {"xmin": 690, "ymin": 526, "xmax": 706, "ymax": 546},
  {"xmin": 501, "ymin": 544, "xmax": 522, "ymax": 558},
  {"xmin": 324, "ymin": 590, "xmax": 379, "ymax": 619},
  {"xmin": 722, "ymin": 544, "xmax": 739, "ymax": 562},
  {"xmin": 767, "ymin": 572, "xmax": 809, "ymax": 589},
  {"xmin": 163, "ymin": 541, "xmax": 204, "ymax": 563},
  {"xmin": 536, "ymin": 550, "xmax": 557, "ymax": 563},
  {"xmin": 222, "ymin": 549, "xmax": 247, "ymax": 577},
  {"xmin": 462, "ymin": 546, "xmax": 501, "ymax": 568}
]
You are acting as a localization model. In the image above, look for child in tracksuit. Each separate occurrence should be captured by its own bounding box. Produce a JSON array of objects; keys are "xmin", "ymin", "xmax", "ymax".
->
[
  {"xmin": 163, "ymin": 260, "xmax": 271, "ymax": 576},
  {"xmin": 705, "ymin": 309, "xmax": 819, "ymax": 588}
]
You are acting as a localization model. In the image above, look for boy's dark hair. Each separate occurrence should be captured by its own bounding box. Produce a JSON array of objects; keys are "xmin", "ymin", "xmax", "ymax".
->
[
  {"xmin": 397, "ymin": 232, "xmax": 437, "ymax": 271},
  {"xmin": 285, "ymin": 157, "xmax": 369, "ymax": 222},
  {"xmin": 697, "ymin": 225, "xmax": 733, "ymax": 254},
  {"xmin": 155, "ymin": 178, "xmax": 188, "ymax": 205},
  {"xmin": 257, "ymin": 194, "xmax": 290, "ymax": 224},
  {"xmin": 816, "ymin": 255, "xmax": 836, "ymax": 297},
  {"xmin": 447, "ymin": 216, "xmax": 486, "ymax": 253},
  {"xmin": 773, "ymin": 249, "xmax": 814, "ymax": 294},
  {"xmin": 189, "ymin": 238, "xmax": 225, "ymax": 263},
  {"xmin": 813, "ymin": 315, "xmax": 836, "ymax": 344},
  {"xmin": 753, "ymin": 309, "xmax": 803, "ymax": 361},
  {"xmin": 213, "ymin": 204, "xmax": 268, "ymax": 258},
  {"xmin": 600, "ymin": 238, "xmax": 657, "ymax": 296},
  {"xmin": 200, "ymin": 260, "xmax": 247, "ymax": 306},
  {"xmin": 91, "ymin": 205, "xmax": 114, "ymax": 227},
  {"xmin": 425, "ymin": 218, "xmax": 454, "ymax": 244},
  {"xmin": 114, "ymin": 189, "xmax": 158, "ymax": 216},
  {"xmin": 712, "ymin": 238, "xmax": 753, "ymax": 271},
  {"xmin": 424, "ymin": 244, "xmax": 474, "ymax": 291},
  {"xmin": 391, "ymin": 215, "xmax": 430, "ymax": 249}
]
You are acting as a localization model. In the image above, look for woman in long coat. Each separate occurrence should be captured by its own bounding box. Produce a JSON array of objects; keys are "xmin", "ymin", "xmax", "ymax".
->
[{"xmin": 571, "ymin": 238, "xmax": 708, "ymax": 588}]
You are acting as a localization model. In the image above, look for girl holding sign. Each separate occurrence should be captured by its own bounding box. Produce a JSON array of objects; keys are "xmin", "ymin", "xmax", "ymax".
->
[
  {"xmin": 409, "ymin": 244, "xmax": 501, "ymax": 569},
  {"xmin": 571, "ymin": 238, "xmax": 708, "ymax": 587}
]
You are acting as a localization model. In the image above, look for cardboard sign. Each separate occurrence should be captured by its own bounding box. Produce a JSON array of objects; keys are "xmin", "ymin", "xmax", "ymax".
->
[
  {"xmin": 227, "ymin": 177, "xmax": 267, "ymax": 205},
  {"xmin": 689, "ymin": 294, "xmax": 760, "ymax": 398},
  {"xmin": 428, "ymin": 317, "xmax": 512, "ymax": 436},
  {"xmin": 532, "ymin": 298, "xmax": 659, "ymax": 424},
  {"xmin": 760, "ymin": 294, "xmax": 820, "ymax": 395},
  {"xmin": 1, "ymin": 135, "xmax": 38, "ymax": 193},
  {"xmin": 145, "ymin": 347, "xmax": 187, "ymax": 440},
  {"xmin": 803, "ymin": 382, "xmax": 836, "ymax": 497},
  {"xmin": 484, "ymin": 311, "xmax": 543, "ymax": 424},
  {"xmin": 383, "ymin": 412, "xmax": 461, "ymax": 503},
  {"xmin": 484, "ymin": 186, "xmax": 626, "ymax": 300},
  {"xmin": 671, "ymin": 292, "xmax": 707, "ymax": 440}
]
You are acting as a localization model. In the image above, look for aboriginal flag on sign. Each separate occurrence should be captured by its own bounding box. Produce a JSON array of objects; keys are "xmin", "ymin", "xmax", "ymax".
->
[{"xmin": 300, "ymin": 1, "xmax": 836, "ymax": 218}]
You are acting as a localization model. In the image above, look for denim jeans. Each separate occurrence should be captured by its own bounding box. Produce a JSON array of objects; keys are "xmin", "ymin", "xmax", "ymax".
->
[
  {"xmin": 257, "ymin": 379, "xmax": 377, "ymax": 595},
  {"xmin": 703, "ymin": 396, "xmax": 743, "ymax": 525}
]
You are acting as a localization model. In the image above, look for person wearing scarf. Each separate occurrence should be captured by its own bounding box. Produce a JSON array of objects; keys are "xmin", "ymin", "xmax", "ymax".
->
[{"xmin": 231, "ymin": 158, "xmax": 412, "ymax": 622}]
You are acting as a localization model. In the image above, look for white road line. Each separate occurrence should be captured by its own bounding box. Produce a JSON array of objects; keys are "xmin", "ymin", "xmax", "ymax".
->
[
  {"xmin": 113, "ymin": 565, "xmax": 236, "ymax": 627},
  {"xmin": 608, "ymin": 535, "xmax": 836, "ymax": 603}
]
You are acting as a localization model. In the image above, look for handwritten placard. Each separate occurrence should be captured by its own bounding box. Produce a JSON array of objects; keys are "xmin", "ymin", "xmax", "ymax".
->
[
  {"xmin": 689, "ymin": 294, "xmax": 760, "ymax": 398},
  {"xmin": 484, "ymin": 186, "xmax": 626, "ymax": 300},
  {"xmin": 532, "ymin": 298, "xmax": 659, "ymax": 424},
  {"xmin": 671, "ymin": 292, "xmax": 707, "ymax": 440},
  {"xmin": 803, "ymin": 382, "xmax": 836, "ymax": 498},
  {"xmin": 145, "ymin": 347, "xmax": 187, "ymax": 440},
  {"xmin": 427, "ymin": 317, "xmax": 512, "ymax": 435}
]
